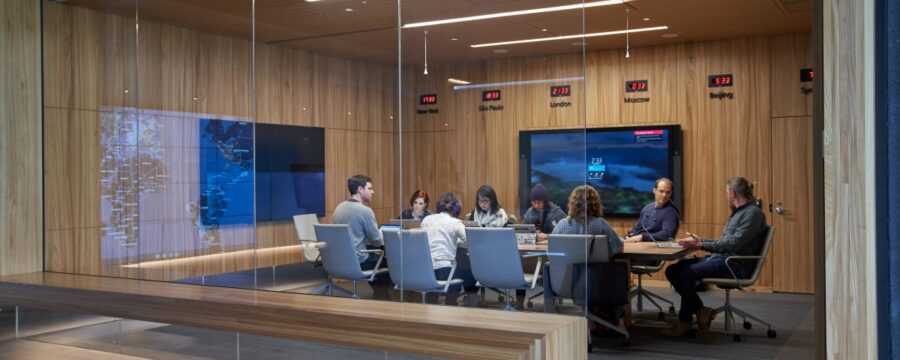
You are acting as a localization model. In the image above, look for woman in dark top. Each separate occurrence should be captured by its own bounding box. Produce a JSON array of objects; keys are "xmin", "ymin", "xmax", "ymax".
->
[{"xmin": 401, "ymin": 189, "xmax": 432, "ymax": 220}]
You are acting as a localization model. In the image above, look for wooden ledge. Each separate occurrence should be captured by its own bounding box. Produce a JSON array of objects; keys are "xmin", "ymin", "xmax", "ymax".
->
[{"xmin": 0, "ymin": 272, "xmax": 586, "ymax": 359}]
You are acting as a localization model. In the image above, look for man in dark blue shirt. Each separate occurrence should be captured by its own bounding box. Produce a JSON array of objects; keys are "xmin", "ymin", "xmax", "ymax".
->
[{"xmin": 625, "ymin": 178, "xmax": 680, "ymax": 243}]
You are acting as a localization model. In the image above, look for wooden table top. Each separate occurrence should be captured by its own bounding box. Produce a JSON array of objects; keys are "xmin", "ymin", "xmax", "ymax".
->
[
  {"xmin": 0, "ymin": 272, "xmax": 586, "ymax": 359},
  {"xmin": 520, "ymin": 241, "xmax": 694, "ymax": 261}
]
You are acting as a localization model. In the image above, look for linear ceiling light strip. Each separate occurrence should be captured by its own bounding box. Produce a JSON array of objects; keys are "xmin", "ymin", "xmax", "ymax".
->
[
  {"xmin": 402, "ymin": 0, "xmax": 624, "ymax": 29},
  {"xmin": 470, "ymin": 26, "xmax": 668, "ymax": 48},
  {"xmin": 452, "ymin": 76, "xmax": 585, "ymax": 90}
]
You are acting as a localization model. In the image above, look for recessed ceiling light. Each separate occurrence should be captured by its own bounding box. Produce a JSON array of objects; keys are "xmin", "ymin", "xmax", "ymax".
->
[
  {"xmin": 304, "ymin": 0, "xmax": 320, "ymax": 2},
  {"xmin": 345, "ymin": 8, "xmax": 353, "ymax": 12},
  {"xmin": 471, "ymin": 26, "xmax": 668, "ymax": 48},
  {"xmin": 661, "ymin": 33, "xmax": 679, "ymax": 38},
  {"xmin": 402, "ymin": 0, "xmax": 624, "ymax": 28},
  {"xmin": 643, "ymin": 17, "xmax": 650, "ymax": 21},
  {"xmin": 541, "ymin": 28, "xmax": 549, "ymax": 32},
  {"xmin": 493, "ymin": 49, "xmax": 509, "ymax": 54},
  {"xmin": 448, "ymin": 78, "xmax": 471, "ymax": 85},
  {"xmin": 451, "ymin": 37, "xmax": 459, "ymax": 41}
]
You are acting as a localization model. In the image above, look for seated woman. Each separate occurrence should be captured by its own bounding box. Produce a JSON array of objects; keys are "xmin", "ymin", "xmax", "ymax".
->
[
  {"xmin": 548, "ymin": 185, "xmax": 626, "ymax": 329},
  {"xmin": 521, "ymin": 183, "xmax": 567, "ymax": 241},
  {"xmin": 400, "ymin": 189, "xmax": 432, "ymax": 220},
  {"xmin": 465, "ymin": 185, "xmax": 509, "ymax": 227},
  {"xmin": 420, "ymin": 192, "xmax": 479, "ymax": 306},
  {"xmin": 552, "ymin": 184, "xmax": 624, "ymax": 256}
]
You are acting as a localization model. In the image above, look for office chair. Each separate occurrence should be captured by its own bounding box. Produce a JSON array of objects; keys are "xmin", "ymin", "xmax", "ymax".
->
[
  {"xmin": 382, "ymin": 230, "xmax": 463, "ymax": 304},
  {"xmin": 701, "ymin": 226, "xmax": 777, "ymax": 342},
  {"xmin": 466, "ymin": 227, "xmax": 541, "ymax": 311},
  {"xmin": 312, "ymin": 224, "xmax": 388, "ymax": 298},
  {"xmin": 544, "ymin": 234, "xmax": 630, "ymax": 348},
  {"xmin": 630, "ymin": 260, "xmax": 676, "ymax": 319}
]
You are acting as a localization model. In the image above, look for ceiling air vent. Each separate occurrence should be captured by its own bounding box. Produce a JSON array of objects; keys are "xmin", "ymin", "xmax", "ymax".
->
[{"xmin": 773, "ymin": 0, "xmax": 811, "ymax": 13}]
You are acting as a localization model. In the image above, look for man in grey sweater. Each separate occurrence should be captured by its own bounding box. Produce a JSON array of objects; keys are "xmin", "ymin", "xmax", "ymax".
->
[
  {"xmin": 662, "ymin": 177, "xmax": 768, "ymax": 337},
  {"xmin": 332, "ymin": 174, "xmax": 391, "ymax": 299}
]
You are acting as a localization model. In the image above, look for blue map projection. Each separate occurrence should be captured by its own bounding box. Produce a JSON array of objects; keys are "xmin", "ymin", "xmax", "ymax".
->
[{"xmin": 199, "ymin": 119, "xmax": 255, "ymax": 226}]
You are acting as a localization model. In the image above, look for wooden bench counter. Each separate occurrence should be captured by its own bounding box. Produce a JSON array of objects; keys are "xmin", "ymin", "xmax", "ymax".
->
[{"xmin": 0, "ymin": 272, "xmax": 586, "ymax": 360}]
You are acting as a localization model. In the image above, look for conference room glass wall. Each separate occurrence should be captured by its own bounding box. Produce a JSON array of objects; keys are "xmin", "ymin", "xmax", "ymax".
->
[
  {"xmin": 395, "ymin": 0, "xmax": 593, "ymax": 309},
  {"xmin": 40, "ymin": 0, "xmax": 605, "ymax": 317}
]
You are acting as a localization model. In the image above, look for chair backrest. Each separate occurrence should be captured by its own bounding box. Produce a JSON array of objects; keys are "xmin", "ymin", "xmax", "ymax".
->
[
  {"xmin": 312, "ymin": 224, "xmax": 367, "ymax": 281},
  {"xmin": 293, "ymin": 214, "xmax": 320, "ymax": 262},
  {"xmin": 466, "ymin": 227, "xmax": 527, "ymax": 289},
  {"xmin": 546, "ymin": 234, "xmax": 595, "ymax": 298},
  {"xmin": 743, "ymin": 225, "xmax": 776, "ymax": 282},
  {"xmin": 383, "ymin": 230, "xmax": 442, "ymax": 292}
]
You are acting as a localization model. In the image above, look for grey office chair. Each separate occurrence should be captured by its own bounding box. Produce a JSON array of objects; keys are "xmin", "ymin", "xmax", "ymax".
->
[
  {"xmin": 383, "ymin": 229, "xmax": 463, "ymax": 304},
  {"xmin": 466, "ymin": 227, "xmax": 541, "ymax": 311},
  {"xmin": 701, "ymin": 226, "xmax": 777, "ymax": 342},
  {"xmin": 313, "ymin": 224, "xmax": 388, "ymax": 299},
  {"xmin": 544, "ymin": 234, "xmax": 630, "ymax": 348},
  {"xmin": 630, "ymin": 260, "xmax": 676, "ymax": 319}
]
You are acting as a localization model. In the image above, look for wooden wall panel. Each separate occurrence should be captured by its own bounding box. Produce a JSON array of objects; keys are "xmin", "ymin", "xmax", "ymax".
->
[
  {"xmin": 0, "ymin": 0, "xmax": 42, "ymax": 277},
  {"xmin": 43, "ymin": 4, "xmax": 398, "ymax": 282},
  {"xmin": 823, "ymin": 0, "xmax": 877, "ymax": 357},
  {"xmin": 771, "ymin": 33, "xmax": 814, "ymax": 118},
  {"xmin": 403, "ymin": 35, "xmax": 811, "ymax": 290}
]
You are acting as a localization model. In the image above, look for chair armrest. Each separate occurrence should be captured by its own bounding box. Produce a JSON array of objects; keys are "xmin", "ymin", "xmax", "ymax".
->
[
  {"xmin": 722, "ymin": 255, "xmax": 764, "ymax": 290},
  {"xmin": 442, "ymin": 262, "xmax": 458, "ymax": 293},
  {"xmin": 367, "ymin": 251, "xmax": 386, "ymax": 282},
  {"xmin": 530, "ymin": 257, "xmax": 543, "ymax": 289}
]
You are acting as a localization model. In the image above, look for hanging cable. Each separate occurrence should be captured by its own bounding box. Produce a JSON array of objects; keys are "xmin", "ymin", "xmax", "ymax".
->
[
  {"xmin": 625, "ymin": 8, "xmax": 630, "ymax": 59},
  {"xmin": 423, "ymin": 30, "xmax": 429, "ymax": 75}
]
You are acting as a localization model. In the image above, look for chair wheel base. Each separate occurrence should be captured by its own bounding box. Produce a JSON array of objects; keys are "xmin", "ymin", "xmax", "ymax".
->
[
  {"xmin": 527, "ymin": 301, "xmax": 534, "ymax": 309},
  {"xmin": 733, "ymin": 334, "xmax": 742, "ymax": 342},
  {"xmin": 767, "ymin": 329, "xmax": 777, "ymax": 338},
  {"xmin": 743, "ymin": 321, "xmax": 752, "ymax": 330},
  {"xmin": 657, "ymin": 312, "xmax": 666, "ymax": 320},
  {"xmin": 669, "ymin": 305, "xmax": 676, "ymax": 314}
]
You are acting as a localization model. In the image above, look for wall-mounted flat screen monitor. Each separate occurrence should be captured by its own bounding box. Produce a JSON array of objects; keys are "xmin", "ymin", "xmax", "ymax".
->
[
  {"xmin": 200, "ymin": 120, "xmax": 325, "ymax": 226},
  {"xmin": 519, "ymin": 125, "xmax": 682, "ymax": 218}
]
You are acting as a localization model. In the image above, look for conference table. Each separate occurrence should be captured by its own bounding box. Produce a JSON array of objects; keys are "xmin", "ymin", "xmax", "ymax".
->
[
  {"xmin": 519, "ymin": 241, "xmax": 695, "ymax": 326},
  {"xmin": 519, "ymin": 241, "xmax": 694, "ymax": 261}
]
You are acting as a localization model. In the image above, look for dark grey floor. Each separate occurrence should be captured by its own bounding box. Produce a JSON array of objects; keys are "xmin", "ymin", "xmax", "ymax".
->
[{"xmin": 0, "ymin": 264, "xmax": 816, "ymax": 359}]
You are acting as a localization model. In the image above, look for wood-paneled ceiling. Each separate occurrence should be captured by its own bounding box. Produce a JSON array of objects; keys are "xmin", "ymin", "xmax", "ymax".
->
[{"xmin": 63, "ymin": 0, "xmax": 811, "ymax": 65}]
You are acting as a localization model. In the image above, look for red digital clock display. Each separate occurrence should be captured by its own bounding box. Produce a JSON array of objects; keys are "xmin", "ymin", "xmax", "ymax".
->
[
  {"xmin": 482, "ymin": 90, "xmax": 502, "ymax": 101},
  {"xmin": 550, "ymin": 85, "xmax": 571, "ymax": 97},
  {"xmin": 419, "ymin": 94, "xmax": 437, "ymax": 105},
  {"xmin": 708, "ymin": 74, "xmax": 734, "ymax": 87},
  {"xmin": 625, "ymin": 80, "xmax": 649, "ymax": 92},
  {"xmin": 801, "ymin": 68, "xmax": 814, "ymax": 82}
]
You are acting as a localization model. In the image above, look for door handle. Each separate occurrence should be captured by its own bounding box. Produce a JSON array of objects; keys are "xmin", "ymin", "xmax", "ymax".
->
[{"xmin": 774, "ymin": 202, "xmax": 787, "ymax": 215}]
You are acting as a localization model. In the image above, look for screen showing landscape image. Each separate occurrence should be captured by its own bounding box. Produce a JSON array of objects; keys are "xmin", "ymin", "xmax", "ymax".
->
[{"xmin": 523, "ymin": 127, "xmax": 675, "ymax": 217}]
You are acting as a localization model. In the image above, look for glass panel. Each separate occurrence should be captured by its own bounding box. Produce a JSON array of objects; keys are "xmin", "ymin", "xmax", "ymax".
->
[
  {"xmin": 126, "ymin": 1, "xmax": 257, "ymax": 287},
  {"xmin": 41, "ymin": 0, "xmax": 140, "ymax": 278},
  {"xmin": 397, "ymin": 0, "xmax": 589, "ymax": 310}
]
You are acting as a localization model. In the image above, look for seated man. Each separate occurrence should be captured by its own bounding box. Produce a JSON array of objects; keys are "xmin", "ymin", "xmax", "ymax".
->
[
  {"xmin": 332, "ymin": 174, "xmax": 392, "ymax": 300},
  {"xmin": 663, "ymin": 176, "xmax": 768, "ymax": 337},
  {"xmin": 624, "ymin": 177, "xmax": 680, "ymax": 243},
  {"xmin": 521, "ymin": 183, "xmax": 567, "ymax": 242}
]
